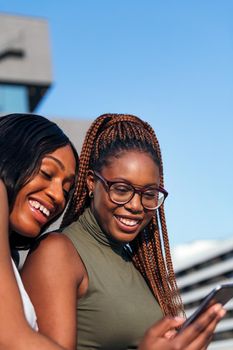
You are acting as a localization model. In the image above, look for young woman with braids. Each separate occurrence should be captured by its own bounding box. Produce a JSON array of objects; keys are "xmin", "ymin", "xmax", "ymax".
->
[{"xmin": 21, "ymin": 114, "xmax": 225, "ymax": 350}]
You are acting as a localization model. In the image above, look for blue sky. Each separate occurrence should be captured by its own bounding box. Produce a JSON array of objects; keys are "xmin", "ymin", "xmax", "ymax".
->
[{"xmin": 1, "ymin": 0, "xmax": 232, "ymax": 247}]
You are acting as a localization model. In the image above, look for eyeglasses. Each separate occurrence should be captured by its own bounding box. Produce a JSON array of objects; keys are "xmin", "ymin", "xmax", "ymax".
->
[{"xmin": 94, "ymin": 171, "xmax": 168, "ymax": 210}]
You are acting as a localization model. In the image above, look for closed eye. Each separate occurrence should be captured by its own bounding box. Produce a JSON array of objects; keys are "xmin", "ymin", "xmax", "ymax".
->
[
  {"xmin": 40, "ymin": 170, "xmax": 52, "ymax": 180},
  {"xmin": 143, "ymin": 191, "xmax": 157, "ymax": 199},
  {"xmin": 112, "ymin": 184, "xmax": 132, "ymax": 194}
]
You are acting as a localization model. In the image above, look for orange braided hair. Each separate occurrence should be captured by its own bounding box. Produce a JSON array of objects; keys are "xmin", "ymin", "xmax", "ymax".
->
[{"xmin": 62, "ymin": 113, "xmax": 184, "ymax": 317}]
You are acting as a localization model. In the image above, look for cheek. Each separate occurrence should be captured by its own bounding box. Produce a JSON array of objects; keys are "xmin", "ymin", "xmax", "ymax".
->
[
  {"xmin": 93, "ymin": 194, "xmax": 112, "ymax": 217},
  {"xmin": 11, "ymin": 190, "xmax": 24, "ymax": 213},
  {"xmin": 92, "ymin": 189, "xmax": 116, "ymax": 225},
  {"xmin": 93, "ymin": 185, "xmax": 109, "ymax": 210},
  {"xmin": 10, "ymin": 192, "xmax": 26, "ymax": 221},
  {"xmin": 142, "ymin": 211, "xmax": 154, "ymax": 227},
  {"xmin": 9, "ymin": 183, "xmax": 34, "ymax": 226}
]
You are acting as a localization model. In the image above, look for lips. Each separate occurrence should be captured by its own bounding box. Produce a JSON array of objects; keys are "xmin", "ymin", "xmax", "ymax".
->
[
  {"xmin": 29, "ymin": 200, "xmax": 51, "ymax": 217},
  {"xmin": 114, "ymin": 215, "xmax": 142, "ymax": 233},
  {"xmin": 28, "ymin": 199, "xmax": 54, "ymax": 226},
  {"xmin": 117, "ymin": 216, "xmax": 139, "ymax": 226}
]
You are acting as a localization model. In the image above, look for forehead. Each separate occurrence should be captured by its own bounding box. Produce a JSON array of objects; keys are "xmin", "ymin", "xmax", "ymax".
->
[
  {"xmin": 101, "ymin": 151, "xmax": 160, "ymax": 185},
  {"xmin": 42, "ymin": 145, "xmax": 76, "ymax": 174}
]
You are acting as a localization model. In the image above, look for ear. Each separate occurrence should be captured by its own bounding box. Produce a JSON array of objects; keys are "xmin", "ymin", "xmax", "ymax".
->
[{"xmin": 86, "ymin": 170, "xmax": 95, "ymax": 194}]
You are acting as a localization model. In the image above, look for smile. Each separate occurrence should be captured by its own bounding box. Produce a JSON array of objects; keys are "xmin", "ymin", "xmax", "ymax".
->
[
  {"xmin": 29, "ymin": 200, "xmax": 51, "ymax": 217},
  {"xmin": 115, "ymin": 216, "xmax": 140, "ymax": 227}
]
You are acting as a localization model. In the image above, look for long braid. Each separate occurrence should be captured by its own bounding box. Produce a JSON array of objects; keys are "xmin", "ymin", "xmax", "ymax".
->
[
  {"xmin": 62, "ymin": 113, "xmax": 184, "ymax": 316},
  {"xmin": 62, "ymin": 115, "xmax": 109, "ymax": 225}
]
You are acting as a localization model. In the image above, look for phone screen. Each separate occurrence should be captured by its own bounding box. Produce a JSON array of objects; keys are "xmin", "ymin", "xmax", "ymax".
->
[{"xmin": 179, "ymin": 283, "xmax": 233, "ymax": 332}]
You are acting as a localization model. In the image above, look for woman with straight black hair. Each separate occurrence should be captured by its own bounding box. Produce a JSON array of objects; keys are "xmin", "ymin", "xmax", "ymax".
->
[
  {"xmin": 0, "ymin": 113, "xmax": 78, "ymax": 212},
  {"xmin": 0, "ymin": 113, "xmax": 79, "ymax": 349}
]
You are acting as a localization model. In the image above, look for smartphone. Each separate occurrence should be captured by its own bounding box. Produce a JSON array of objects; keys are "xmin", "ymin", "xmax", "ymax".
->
[{"xmin": 179, "ymin": 283, "xmax": 233, "ymax": 332}]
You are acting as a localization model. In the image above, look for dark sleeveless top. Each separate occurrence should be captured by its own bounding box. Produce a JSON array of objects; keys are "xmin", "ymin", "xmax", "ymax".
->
[{"xmin": 63, "ymin": 208, "xmax": 163, "ymax": 350}]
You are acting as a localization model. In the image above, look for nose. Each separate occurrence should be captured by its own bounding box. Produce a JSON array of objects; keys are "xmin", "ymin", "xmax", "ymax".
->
[
  {"xmin": 124, "ymin": 192, "xmax": 143, "ymax": 213},
  {"xmin": 46, "ymin": 180, "xmax": 65, "ymax": 208}
]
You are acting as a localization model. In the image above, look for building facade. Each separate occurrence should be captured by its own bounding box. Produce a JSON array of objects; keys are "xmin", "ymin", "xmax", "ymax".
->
[
  {"xmin": 0, "ymin": 12, "xmax": 92, "ymax": 153},
  {"xmin": 0, "ymin": 13, "xmax": 52, "ymax": 113},
  {"xmin": 174, "ymin": 238, "xmax": 233, "ymax": 349}
]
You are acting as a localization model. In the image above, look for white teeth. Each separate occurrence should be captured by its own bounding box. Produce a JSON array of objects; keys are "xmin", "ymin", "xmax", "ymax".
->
[
  {"xmin": 43, "ymin": 207, "xmax": 50, "ymax": 216},
  {"xmin": 34, "ymin": 202, "xmax": 40, "ymax": 209},
  {"xmin": 118, "ymin": 217, "xmax": 139, "ymax": 227},
  {"xmin": 29, "ymin": 200, "xmax": 50, "ymax": 217}
]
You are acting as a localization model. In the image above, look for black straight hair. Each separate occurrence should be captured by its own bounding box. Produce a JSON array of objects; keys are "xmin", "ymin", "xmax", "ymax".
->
[{"xmin": 0, "ymin": 113, "xmax": 79, "ymax": 211}]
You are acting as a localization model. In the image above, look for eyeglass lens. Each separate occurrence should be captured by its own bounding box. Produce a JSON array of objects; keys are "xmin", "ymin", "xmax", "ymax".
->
[{"xmin": 109, "ymin": 183, "xmax": 164, "ymax": 209}]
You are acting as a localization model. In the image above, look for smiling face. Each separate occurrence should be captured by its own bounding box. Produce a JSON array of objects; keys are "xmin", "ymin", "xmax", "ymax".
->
[
  {"xmin": 9, "ymin": 144, "xmax": 76, "ymax": 237},
  {"xmin": 87, "ymin": 150, "xmax": 160, "ymax": 243}
]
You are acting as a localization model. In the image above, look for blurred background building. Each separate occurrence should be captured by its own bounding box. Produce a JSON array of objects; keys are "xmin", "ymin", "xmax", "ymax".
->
[
  {"xmin": 174, "ymin": 239, "xmax": 233, "ymax": 350},
  {"xmin": 0, "ymin": 13, "xmax": 52, "ymax": 113},
  {"xmin": 0, "ymin": 12, "xmax": 91, "ymax": 152}
]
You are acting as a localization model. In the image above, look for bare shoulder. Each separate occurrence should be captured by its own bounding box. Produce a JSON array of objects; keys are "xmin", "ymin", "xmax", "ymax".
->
[
  {"xmin": 30, "ymin": 232, "xmax": 77, "ymax": 257},
  {"xmin": 21, "ymin": 233, "xmax": 85, "ymax": 285},
  {"xmin": 21, "ymin": 233, "xmax": 85, "ymax": 349}
]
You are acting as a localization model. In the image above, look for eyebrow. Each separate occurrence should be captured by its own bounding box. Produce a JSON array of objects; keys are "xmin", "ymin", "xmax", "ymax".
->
[
  {"xmin": 107, "ymin": 177, "xmax": 159, "ymax": 188},
  {"xmin": 44, "ymin": 156, "xmax": 76, "ymax": 182},
  {"xmin": 45, "ymin": 155, "xmax": 65, "ymax": 170}
]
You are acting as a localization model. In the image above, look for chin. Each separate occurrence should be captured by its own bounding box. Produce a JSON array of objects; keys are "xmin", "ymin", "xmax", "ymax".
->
[
  {"xmin": 13, "ymin": 224, "xmax": 41, "ymax": 238},
  {"xmin": 114, "ymin": 232, "xmax": 138, "ymax": 243}
]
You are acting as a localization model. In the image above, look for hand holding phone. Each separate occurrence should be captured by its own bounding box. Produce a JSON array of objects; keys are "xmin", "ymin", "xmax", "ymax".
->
[{"xmin": 179, "ymin": 283, "xmax": 233, "ymax": 332}]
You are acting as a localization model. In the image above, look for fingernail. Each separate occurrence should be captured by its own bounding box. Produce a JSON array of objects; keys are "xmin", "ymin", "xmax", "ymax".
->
[
  {"xmin": 219, "ymin": 309, "xmax": 226, "ymax": 317},
  {"xmin": 213, "ymin": 303, "xmax": 222, "ymax": 312},
  {"xmin": 174, "ymin": 317, "xmax": 185, "ymax": 322}
]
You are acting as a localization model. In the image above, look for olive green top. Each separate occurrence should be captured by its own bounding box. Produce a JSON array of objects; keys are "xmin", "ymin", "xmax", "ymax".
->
[{"xmin": 63, "ymin": 208, "xmax": 163, "ymax": 350}]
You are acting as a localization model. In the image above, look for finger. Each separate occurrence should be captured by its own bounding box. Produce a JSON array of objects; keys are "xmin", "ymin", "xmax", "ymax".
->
[
  {"xmin": 138, "ymin": 317, "xmax": 185, "ymax": 350},
  {"xmin": 0, "ymin": 180, "xmax": 10, "ymax": 254},
  {"xmin": 174, "ymin": 304, "xmax": 225, "ymax": 349},
  {"xmin": 185, "ymin": 308, "xmax": 226, "ymax": 350},
  {"xmin": 145, "ymin": 317, "xmax": 185, "ymax": 338},
  {"xmin": 0, "ymin": 180, "xmax": 9, "ymax": 219},
  {"xmin": 185, "ymin": 321, "xmax": 214, "ymax": 349},
  {"xmin": 138, "ymin": 337, "xmax": 172, "ymax": 350},
  {"xmin": 181, "ymin": 303, "xmax": 221, "ymax": 337},
  {"xmin": 164, "ymin": 329, "xmax": 177, "ymax": 340}
]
